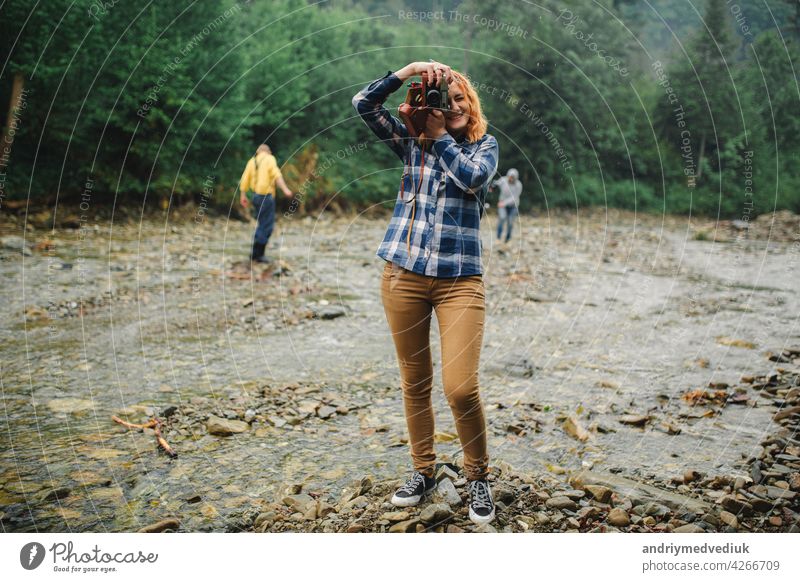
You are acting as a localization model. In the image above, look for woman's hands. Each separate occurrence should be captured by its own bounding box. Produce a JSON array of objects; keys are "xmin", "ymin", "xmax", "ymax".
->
[
  {"xmin": 395, "ymin": 61, "xmax": 453, "ymax": 85},
  {"xmin": 425, "ymin": 110, "xmax": 447, "ymax": 140}
]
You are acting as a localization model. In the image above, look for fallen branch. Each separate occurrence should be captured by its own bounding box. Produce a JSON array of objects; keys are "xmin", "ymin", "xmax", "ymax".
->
[{"xmin": 112, "ymin": 415, "xmax": 177, "ymax": 458}]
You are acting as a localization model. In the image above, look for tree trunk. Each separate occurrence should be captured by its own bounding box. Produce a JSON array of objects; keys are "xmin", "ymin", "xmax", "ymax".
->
[{"xmin": 1, "ymin": 72, "xmax": 26, "ymax": 163}]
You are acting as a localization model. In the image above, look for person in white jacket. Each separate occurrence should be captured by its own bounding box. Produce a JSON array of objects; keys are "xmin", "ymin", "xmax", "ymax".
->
[{"xmin": 492, "ymin": 168, "xmax": 522, "ymax": 243}]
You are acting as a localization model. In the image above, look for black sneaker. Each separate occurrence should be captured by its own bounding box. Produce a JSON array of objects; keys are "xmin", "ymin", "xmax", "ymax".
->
[
  {"xmin": 467, "ymin": 479, "xmax": 495, "ymax": 525},
  {"xmin": 390, "ymin": 471, "xmax": 437, "ymax": 507}
]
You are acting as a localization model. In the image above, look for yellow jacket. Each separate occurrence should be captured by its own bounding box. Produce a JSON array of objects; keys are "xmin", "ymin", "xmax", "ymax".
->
[{"xmin": 239, "ymin": 152, "xmax": 283, "ymax": 196}]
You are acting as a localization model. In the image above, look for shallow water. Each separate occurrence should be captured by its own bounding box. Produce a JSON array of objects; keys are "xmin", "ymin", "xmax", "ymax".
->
[{"xmin": 1, "ymin": 209, "xmax": 797, "ymax": 531}]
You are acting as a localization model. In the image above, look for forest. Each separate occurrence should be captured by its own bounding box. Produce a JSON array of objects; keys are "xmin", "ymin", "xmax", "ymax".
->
[{"xmin": 1, "ymin": 0, "xmax": 799, "ymax": 217}]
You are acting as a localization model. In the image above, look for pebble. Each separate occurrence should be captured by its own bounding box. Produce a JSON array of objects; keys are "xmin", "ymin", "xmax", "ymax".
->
[
  {"xmin": 584, "ymin": 485, "xmax": 612, "ymax": 503},
  {"xmin": 420, "ymin": 504, "xmax": 454, "ymax": 524},
  {"xmin": 380, "ymin": 511, "xmax": 410, "ymax": 522},
  {"xmin": 206, "ymin": 415, "xmax": 249, "ymax": 436},
  {"xmin": 562, "ymin": 489, "xmax": 586, "ymax": 501},
  {"xmin": 138, "ymin": 518, "xmax": 180, "ymax": 533},
  {"xmin": 673, "ymin": 523, "xmax": 704, "ymax": 533},
  {"xmin": 388, "ymin": 518, "xmax": 420, "ymax": 533},
  {"xmin": 607, "ymin": 508, "xmax": 630, "ymax": 527},
  {"xmin": 545, "ymin": 496, "xmax": 577, "ymax": 511},
  {"xmin": 719, "ymin": 510, "xmax": 738, "ymax": 529},
  {"xmin": 254, "ymin": 511, "xmax": 277, "ymax": 530}
]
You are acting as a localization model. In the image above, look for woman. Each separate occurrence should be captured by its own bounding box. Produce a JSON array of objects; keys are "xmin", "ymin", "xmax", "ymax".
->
[{"xmin": 352, "ymin": 61, "xmax": 499, "ymax": 525}]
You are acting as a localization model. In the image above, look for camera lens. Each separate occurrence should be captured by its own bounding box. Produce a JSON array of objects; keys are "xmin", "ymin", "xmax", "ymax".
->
[{"xmin": 426, "ymin": 89, "xmax": 441, "ymax": 108}]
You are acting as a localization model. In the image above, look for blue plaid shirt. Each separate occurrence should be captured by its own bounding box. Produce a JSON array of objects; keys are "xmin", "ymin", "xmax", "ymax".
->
[{"xmin": 352, "ymin": 71, "xmax": 499, "ymax": 278}]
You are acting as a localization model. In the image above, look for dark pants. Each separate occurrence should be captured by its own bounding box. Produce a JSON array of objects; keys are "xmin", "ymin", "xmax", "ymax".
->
[
  {"xmin": 496, "ymin": 205, "xmax": 517, "ymax": 242},
  {"xmin": 251, "ymin": 194, "xmax": 275, "ymax": 254}
]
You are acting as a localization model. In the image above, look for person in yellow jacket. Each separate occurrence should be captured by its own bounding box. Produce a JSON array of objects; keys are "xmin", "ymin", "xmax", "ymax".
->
[{"xmin": 239, "ymin": 144, "xmax": 293, "ymax": 263}]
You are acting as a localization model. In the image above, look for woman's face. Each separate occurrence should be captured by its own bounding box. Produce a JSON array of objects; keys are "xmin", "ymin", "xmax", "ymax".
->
[{"xmin": 445, "ymin": 83, "xmax": 470, "ymax": 137}]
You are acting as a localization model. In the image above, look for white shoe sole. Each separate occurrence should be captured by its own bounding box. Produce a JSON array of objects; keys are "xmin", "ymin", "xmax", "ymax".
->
[
  {"xmin": 390, "ymin": 485, "xmax": 436, "ymax": 507},
  {"xmin": 469, "ymin": 507, "xmax": 496, "ymax": 526}
]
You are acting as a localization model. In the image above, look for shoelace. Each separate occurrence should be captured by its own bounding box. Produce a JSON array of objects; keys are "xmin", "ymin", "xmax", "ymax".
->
[
  {"xmin": 398, "ymin": 471, "xmax": 426, "ymax": 494},
  {"xmin": 469, "ymin": 480, "xmax": 493, "ymax": 510}
]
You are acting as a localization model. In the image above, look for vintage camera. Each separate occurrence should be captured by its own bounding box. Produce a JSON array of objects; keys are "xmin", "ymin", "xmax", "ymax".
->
[{"xmin": 398, "ymin": 71, "xmax": 450, "ymax": 139}]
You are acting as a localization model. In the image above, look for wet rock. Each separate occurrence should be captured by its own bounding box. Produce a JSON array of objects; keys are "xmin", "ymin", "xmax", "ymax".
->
[
  {"xmin": 138, "ymin": 518, "xmax": 180, "ymax": 533},
  {"xmin": 207, "ymin": 416, "xmax": 249, "ymax": 436},
  {"xmin": 420, "ymin": 503, "xmax": 454, "ymax": 524},
  {"xmin": 607, "ymin": 508, "xmax": 630, "ymax": 527},
  {"xmin": 47, "ymin": 398, "xmax": 94, "ymax": 414}
]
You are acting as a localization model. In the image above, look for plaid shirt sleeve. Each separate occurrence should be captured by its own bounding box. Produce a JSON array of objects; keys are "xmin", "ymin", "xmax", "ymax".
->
[
  {"xmin": 352, "ymin": 71, "xmax": 409, "ymax": 161},
  {"xmin": 432, "ymin": 133, "xmax": 499, "ymax": 195}
]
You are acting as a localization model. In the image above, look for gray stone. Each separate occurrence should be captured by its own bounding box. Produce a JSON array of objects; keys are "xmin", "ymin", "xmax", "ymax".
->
[
  {"xmin": 254, "ymin": 511, "xmax": 277, "ymax": 530},
  {"xmin": 207, "ymin": 415, "xmax": 249, "ymax": 436},
  {"xmin": 643, "ymin": 502, "xmax": 671, "ymax": 517},
  {"xmin": 432, "ymin": 478, "xmax": 462, "ymax": 506},
  {"xmin": 607, "ymin": 507, "xmax": 630, "ymax": 527},
  {"xmin": 419, "ymin": 503, "xmax": 454, "ymax": 524},
  {"xmin": 317, "ymin": 406, "xmax": 337, "ymax": 419},
  {"xmin": 1, "ymin": 235, "xmax": 32, "ymax": 255},
  {"xmin": 545, "ymin": 496, "xmax": 577, "ymax": 511},
  {"xmin": 389, "ymin": 518, "xmax": 420, "ymax": 533}
]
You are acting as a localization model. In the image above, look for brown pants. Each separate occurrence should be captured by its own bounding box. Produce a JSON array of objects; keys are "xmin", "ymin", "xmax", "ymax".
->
[{"xmin": 380, "ymin": 260, "xmax": 489, "ymax": 481}]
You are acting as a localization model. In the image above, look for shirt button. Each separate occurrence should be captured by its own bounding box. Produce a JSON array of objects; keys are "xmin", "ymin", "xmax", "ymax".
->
[{"xmin": 424, "ymin": 248, "xmax": 430, "ymax": 258}]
